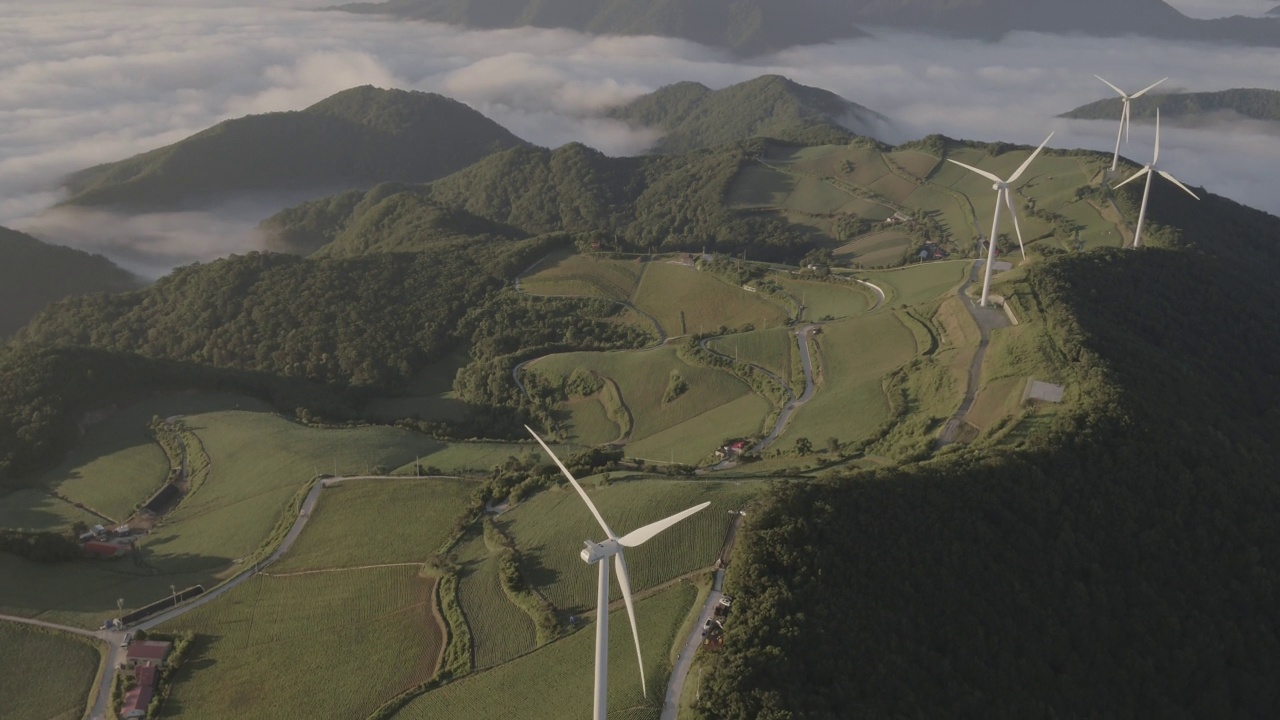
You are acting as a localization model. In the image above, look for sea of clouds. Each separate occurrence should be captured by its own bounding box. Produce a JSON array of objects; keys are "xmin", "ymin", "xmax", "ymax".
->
[{"xmin": 2, "ymin": 0, "xmax": 1277, "ymax": 276}]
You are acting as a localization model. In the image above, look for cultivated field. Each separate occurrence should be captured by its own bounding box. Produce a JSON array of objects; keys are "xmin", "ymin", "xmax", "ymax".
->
[
  {"xmin": 779, "ymin": 312, "xmax": 919, "ymax": 446},
  {"xmin": 864, "ymin": 261, "xmax": 968, "ymax": 308},
  {"xmin": 501, "ymin": 479, "xmax": 758, "ymax": 614},
  {"xmin": 531, "ymin": 345, "xmax": 770, "ymax": 464},
  {"xmin": 776, "ymin": 277, "xmax": 875, "ymax": 320},
  {"xmin": 0, "ymin": 487, "xmax": 99, "ymax": 532},
  {"xmin": 392, "ymin": 582, "xmax": 697, "ymax": 720},
  {"xmin": 632, "ymin": 263, "xmax": 788, "ymax": 337},
  {"xmin": 454, "ymin": 529, "xmax": 538, "ymax": 668},
  {"xmin": 159, "ymin": 566, "xmax": 442, "ymax": 720},
  {"xmin": 0, "ymin": 623, "xmax": 100, "ymax": 720},
  {"xmin": 835, "ymin": 230, "xmax": 915, "ymax": 267},
  {"xmin": 705, "ymin": 327, "xmax": 796, "ymax": 392},
  {"xmin": 520, "ymin": 248, "xmax": 646, "ymax": 302},
  {"xmin": 559, "ymin": 394, "xmax": 622, "ymax": 446},
  {"xmin": 269, "ymin": 477, "xmax": 476, "ymax": 573}
]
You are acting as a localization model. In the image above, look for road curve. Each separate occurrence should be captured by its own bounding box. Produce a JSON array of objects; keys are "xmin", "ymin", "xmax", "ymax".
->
[
  {"xmin": 750, "ymin": 324, "xmax": 818, "ymax": 455},
  {"xmin": 936, "ymin": 261, "xmax": 1009, "ymax": 447}
]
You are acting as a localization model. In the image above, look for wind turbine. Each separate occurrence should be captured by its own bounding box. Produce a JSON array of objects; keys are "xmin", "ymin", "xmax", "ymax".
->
[
  {"xmin": 1095, "ymin": 75, "xmax": 1168, "ymax": 172},
  {"xmin": 1113, "ymin": 109, "xmax": 1199, "ymax": 249},
  {"xmin": 525, "ymin": 426, "xmax": 709, "ymax": 720},
  {"xmin": 948, "ymin": 132, "xmax": 1054, "ymax": 307}
]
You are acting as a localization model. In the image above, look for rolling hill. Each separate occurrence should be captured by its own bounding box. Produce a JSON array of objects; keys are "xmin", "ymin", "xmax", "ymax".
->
[
  {"xmin": 606, "ymin": 75, "xmax": 889, "ymax": 153},
  {"xmin": 60, "ymin": 86, "xmax": 528, "ymax": 212},
  {"xmin": 335, "ymin": 0, "xmax": 1280, "ymax": 52},
  {"xmin": 1062, "ymin": 88, "xmax": 1280, "ymax": 125},
  {"xmin": 0, "ymin": 227, "xmax": 138, "ymax": 338}
]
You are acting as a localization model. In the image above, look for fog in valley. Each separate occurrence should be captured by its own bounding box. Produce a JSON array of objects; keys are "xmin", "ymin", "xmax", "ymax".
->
[{"xmin": 3, "ymin": 0, "xmax": 1278, "ymax": 277}]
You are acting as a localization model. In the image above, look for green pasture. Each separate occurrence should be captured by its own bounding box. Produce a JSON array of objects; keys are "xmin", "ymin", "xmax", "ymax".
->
[
  {"xmin": 531, "ymin": 345, "xmax": 769, "ymax": 464},
  {"xmin": 782, "ymin": 145, "xmax": 893, "ymax": 189},
  {"xmin": 624, "ymin": 394, "xmax": 772, "ymax": 465},
  {"xmin": 393, "ymin": 582, "xmax": 697, "ymax": 720},
  {"xmin": 29, "ymin": 400, "xmax": 170, "ymax": 524},
  {"xmin": 706, "ymin": 327, "xmax": 796, "ymax": 392},
  {"xmin": 902, "ymin": 184, "xmax": 974, "ymax": 241},
  {"xmin": 864, "ymin": 260, "xmax": 968, "ymax": 308},
  {"xmin": 835, "ymin": 230, "xmax": 914, "ymax": 268},
  {"xmin": 520, "ymin": 248, "xmax": 645, "ymax": 302},
  {"xmin": 0, "ymin": 622, "xmax": 100, "ymax": 720},
  {"xmin": 560, "ymin": 395, "xmax": 621, "ymax": 446},
  {"xmin": 777, "ymin": 278, "xmax": 874, "ymax": 320},
  {"xmin": 454, "ymin": 529, "xmax": 538, "ymax": 668},
  {"xmin": 780, "ymin": 312, "xmax": 918, "ymax": 446},
  {"xmin": 632, "ymin": 263, "xmax": 788, "ymax": 337},
  {"xmin": 270, "ymin": 478, "xmax": 476, "ymax": 573},
  {"xmin": 867, "ymin": 172, "xmax": 917, "ymax": 205},
  {"xmin": 887, "ymin": 150, "xmax": 941, "ymax": 181},
  {"xmin": 160, "ymin": 566, "xmax": 442, "ymax": 720},
  {"xmin": 395, "ymin": 441, "xmax": 572, "ymax": 475},
  {"xmin": 502, "ymin": 479, "xmax": 757, "ymax": 614},
  {"xmin": 0, "ymin": 488, "xmax": 99, "ymax": 532},
  {"xmin": 1056, "ymin": 199, "xmax": 1122, "ymax": 251}
]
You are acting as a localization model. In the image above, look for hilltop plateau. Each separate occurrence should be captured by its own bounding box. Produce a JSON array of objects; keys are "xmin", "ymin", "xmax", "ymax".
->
[{"xmin": 1062, "ymin": 87, "xmax": 1280, "ymax": 126}]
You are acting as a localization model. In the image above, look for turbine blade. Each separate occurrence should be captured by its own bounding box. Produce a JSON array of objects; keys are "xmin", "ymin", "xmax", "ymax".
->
[
  {"xmin": 1153, "ymin": 108, "xmax": 1161, "ymax": 165},
  {"xmin": 946, "ymin": 158, "xmax": 1003, "ymax": 185},
  {"xmin": 1122, "ymin": 100, "xmax": 1130, "ymax": 144},
  {"xmin": 1113, "ymin": 167, "xmax": 1150, "ymax": 190},
  {"xmin": 1006, "ymin": 132, "xmax": 1055, "ymax": 184},
  {"xmin": 1094, "ymin": 74, "xmax": 1127, "ymax": 97},
  {"xmin": 1130, "ymin": 77, "xmax": 1168, "ymax": 99},
  {"xmin": 1158, "ymin": 170, "xmax": 1200, "ymax": 200},
  {"xmin": 524, "ymin": 425, "xmax": 615, "ymax": 539},
  {"xmin": 614, "ymin": 552, "xmax": 646, "ymax": 697},
  {"xmin": 1004, "ymin": 190, "xmax": 1026, "ymax": 259},
  {"xmin": 618, "ymin": 502, "xmax": 711, "ymax": 547}
]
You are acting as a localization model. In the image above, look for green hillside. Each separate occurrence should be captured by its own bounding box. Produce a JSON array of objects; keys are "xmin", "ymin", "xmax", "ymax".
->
[
  {"xmin": 0, "ymin": 227, "xmax": 137, "ymax": 338},
  {"xmin": 607, "ymin": 75, "xmax": 888, "ymax": 153},
  {"xmin": 1062, "ymin": 87, "xmax": 1280, "ymax": 124},
  {"xmin": 61, "ymin": 86, "xmax": 527, "ymax": 212}
]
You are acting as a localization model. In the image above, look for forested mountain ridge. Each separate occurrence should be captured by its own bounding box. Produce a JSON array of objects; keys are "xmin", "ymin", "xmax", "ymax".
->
[
  {"xmin": 264, "ymin": 139, "xmax": 824, "ymax": 260},
  {"xmin": 0, "ymin": 227, "xmax": 138, "ymax": 338},
  {"xmin": 60, "ymin": 86, "xmax": 528, "ymax": 212},
  {"xmin": 1062, "ymin": 88, "xmax": 1280, "ymax": 125},
  {"xmin": 606, "ymin": 75, "xmax": 888, "ymax": 153},
  {"xmin": 697, "ymin": 185, "xmax": 1280, "ymax": 715},
  {"xmin": 336, "ymin": 0, "xmax": 1280, "ymax": 52}
]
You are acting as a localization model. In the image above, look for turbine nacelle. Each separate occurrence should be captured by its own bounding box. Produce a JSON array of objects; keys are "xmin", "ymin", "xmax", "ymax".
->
[{"xmin": 581, "ymin": 538, "xmax": 621, "ymax": 564}]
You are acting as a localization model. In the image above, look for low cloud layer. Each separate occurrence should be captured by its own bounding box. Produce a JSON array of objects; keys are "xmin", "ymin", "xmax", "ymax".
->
[{"xmin": 2, "ymin": 1, "xmax": 1278, "ymax": 274}]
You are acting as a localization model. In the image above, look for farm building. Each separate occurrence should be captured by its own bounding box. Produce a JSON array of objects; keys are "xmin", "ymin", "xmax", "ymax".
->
[
  {"xmin": 82, "ymin": 540, "xmax": 127, "ymax": 558},
  {"xmin": 121, "ymin": 663, "xmax": 158, "ymax": 718},
  {"xmin": 126, "ymin": 640, "xmax": 172, "ymax": 668}
]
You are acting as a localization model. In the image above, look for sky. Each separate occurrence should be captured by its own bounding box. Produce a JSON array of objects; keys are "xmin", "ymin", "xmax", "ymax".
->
[{"xmin": 2, "ymin": 0, "xmax": 1278, "ymax": 275}]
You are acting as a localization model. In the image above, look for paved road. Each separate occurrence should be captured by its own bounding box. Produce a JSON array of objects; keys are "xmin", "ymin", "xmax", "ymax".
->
[
  {"xmin": 853, "ymin": 278, "xmax": 886, "ymax": 309},
  {"xmin": 660, "ymin": 569, "xmax": 724, "ymax": 719},
  {"xmin": 936, "ymin": 261, "xmax": 1010, "ymax": 447}
]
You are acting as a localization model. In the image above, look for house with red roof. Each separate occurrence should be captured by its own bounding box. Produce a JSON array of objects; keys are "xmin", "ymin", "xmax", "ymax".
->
[
  {"xmin": 120, "ymin": 663, "xmax": 158, "ymax": 718},
  {"xmin": 125, "ymin": 640, "xmax": 171, "ymax": 668}
]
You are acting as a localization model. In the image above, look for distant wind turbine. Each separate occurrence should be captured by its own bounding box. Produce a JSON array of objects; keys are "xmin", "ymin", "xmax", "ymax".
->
[
  {"xmin": 525, "ymin": 426, "xmax": 709, "ymax": 720},
  {"xmin": 1095, "ymin": 75, "xmax": 1168, "ymax": 172},
  {"xmin": 947, "ymin": 132, "xmax": 1054, "ymax": 307},
  {"xmin": 1113, "ymin": 109, "xmax": 1199, "ymax": 249}
]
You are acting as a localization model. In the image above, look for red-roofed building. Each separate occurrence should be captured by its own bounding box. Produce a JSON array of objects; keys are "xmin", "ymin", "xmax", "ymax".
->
[
  {"xmin": 82, "ymin": 541, "xmax": 126, "ymax": 557},
  {"xmin": 120, "ymin": 682, "xmax": 154, "ymax": 718},
  {"xmin": 126, "ymin": 640, "xmax": 171, "ymax": 668}
]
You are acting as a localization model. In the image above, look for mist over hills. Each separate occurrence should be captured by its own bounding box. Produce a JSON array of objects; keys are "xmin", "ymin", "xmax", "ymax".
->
[
  {"xmin": 335, "ymin": 0, "xmax": 1280, "ymax": 52},
  {"xmin": 607, "ymin": 75, "xmax": 890, "ymax": 153},
  {"xmin": 60, "ymin": 86, "xmax": 528, "ymax": 212},
  {"xmin": 1062, "ymin": 88, "xmax": 1280, "ymax": 125},
  {"xmin": 0, "ymin": 227, "xmax": 138, "ymax": 339}
]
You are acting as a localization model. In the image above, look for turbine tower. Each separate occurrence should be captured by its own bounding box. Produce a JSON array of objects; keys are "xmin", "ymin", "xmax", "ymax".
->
[
  {"xmin": 526, "ymin": 426, "xmax": 709, "ymax": 720},
  {"xmin": 1095, "ymin": 75, "xmax": 1168, "ymax": 172},
  {"xmin": 1113, "ymin": 109, "xmax": 1199, "ymax": 249},
  {"xmin": 948, "ymin": 132, "xmax": 1054, "ymax": 307}
]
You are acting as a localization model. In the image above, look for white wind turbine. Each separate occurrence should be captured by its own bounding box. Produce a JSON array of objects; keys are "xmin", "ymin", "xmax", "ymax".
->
[
  {"xmin": 1113, "ymin": 109, "xmax": 1199, "ymax": 249},
  {"xmin": 1095, "ymin": 75, "xmax": 1168, "ymax": 172},
  {"xmin": 526, "ymin": 426, "xmax": 709, "ymax": 720},
  {"xmin": 948, "ymin": 132, "xmax": 1054, "ymax": 307}
]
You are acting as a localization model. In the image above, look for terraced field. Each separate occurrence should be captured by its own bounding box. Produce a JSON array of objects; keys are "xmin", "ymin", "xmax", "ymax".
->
[
  {"xmin": 530, "ymin": 345, "xmax": 770, "ymax": 464},
  {"xmin": 159, "ymin": 566, "xmax": 442, "ymax": 720},
  {"xmin": 0, "ymin": 623, "xmax": 100, "ymax": 720},
  {"xmin": 269, "ymin": 478, "xmax": 475, "ymax": 573},
  {"xmin": 392, "ymin": 582, "xmax": 697, "ymax": 720},
  {"xmin": 503, "ymin": 479, "xmax": 758, "ymax": 614},
  {"xmin": 779, "ymin": 312, "xmax": 919, "ymax": 446}
]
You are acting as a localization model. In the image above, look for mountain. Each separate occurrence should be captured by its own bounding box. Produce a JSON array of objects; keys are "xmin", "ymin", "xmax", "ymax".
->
[
  {"xmin": 1270, "ymin": 5, "xmax": 1280, "ymax": 16},
  {"xmin": 606, "ymin": 75, "xmax": 889, "ymax": 153},
  {"xmin": 1062, "ymin": 88, "xmax": 1280, "ymax": 125},
  {"xmin": 60, "ymin": 86, "xmax": 528, "ymax": 212},
  {"xmin": 335, "ymin": 0, "xmax": 1280, "ymax": 52},
  {"xmin": 0, "ymin": 227, "xmax": 138, "ymax": 339},
  {"xmin": 335, "ymin": 0, "xmax": 868, "ymax": 55}
]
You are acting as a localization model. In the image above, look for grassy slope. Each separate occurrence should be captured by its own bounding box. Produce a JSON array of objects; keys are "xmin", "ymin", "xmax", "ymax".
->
[
  {"xmin": 502, "ymin": 479, "xmax": 758, "ymax": 614},
  {"xmin": 454, "ymin": 528, "xmax": 538, "ymax": 668},
  {"xmin": 159, "ymin": 566, "xmax": 441, "ymax": 720},
  {"xmin": 269, "ymin": 478, "xmax": 476, "ymax": 573},
  {"xmin": 0, "ymin": 623, "xmax": 100, "ymax": 720},
  {"xmin": 706, "ymin": 327, "xmax": 795, "ymax": 393},
  {"xmin": 393, "ymin": 582, "xmax": 697, "ymax": 720},
  {"xmin": 530, "ymin": 345, "xmax": 769, "ymax": 464},
  {"xmin": 779, "ymin": 312, "xmax": 918, "ymax": 446},
  {"xmin": 632, "ymin": 263, "xmax": 788, "ymax": 337},
  {"xmin": 864, "ymin": 261, "xmax": 968, "ymax": 307},
  {"xmin": 776, "ymin": 277, "xmax": 872, "ymax": 320},
  {"xmin": 520, "ymin": 249, "xmax": 646, "ymax": 302}
]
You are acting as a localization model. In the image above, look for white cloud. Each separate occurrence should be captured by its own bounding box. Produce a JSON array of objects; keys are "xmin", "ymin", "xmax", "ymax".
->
[{"xmin": 1, "ymin": 2, "xmax": 1278, "ymax": 274}]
